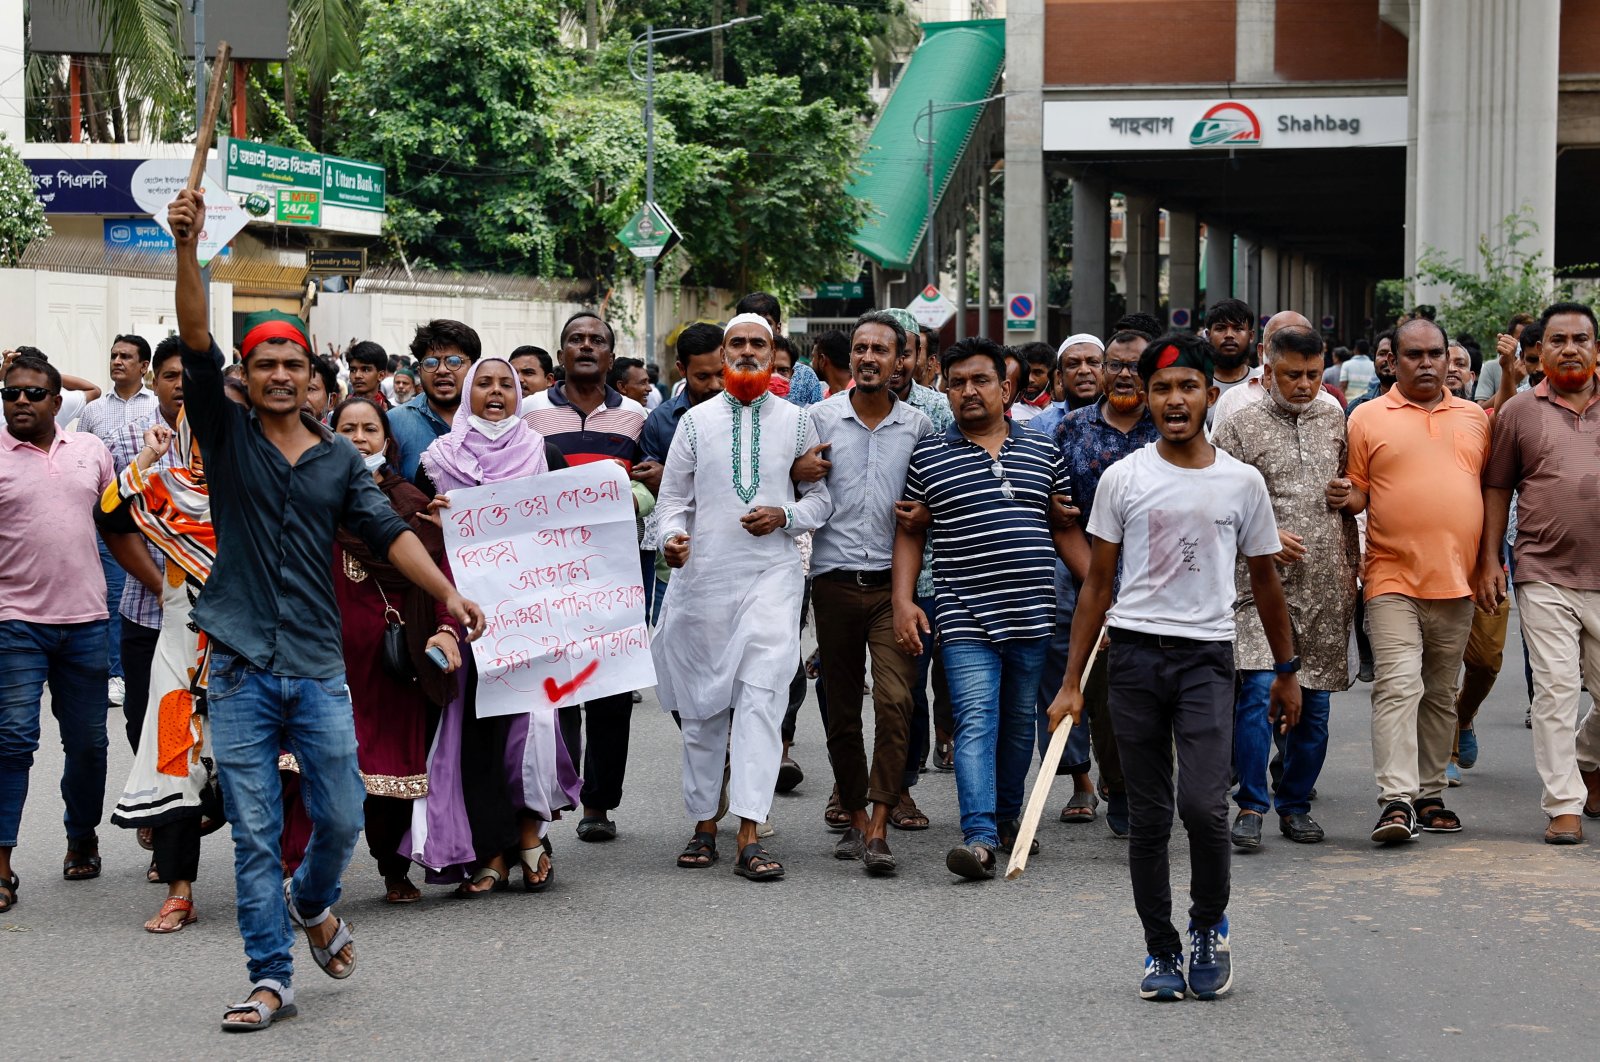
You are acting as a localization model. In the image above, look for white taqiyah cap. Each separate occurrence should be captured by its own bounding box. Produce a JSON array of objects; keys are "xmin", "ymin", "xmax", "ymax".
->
[
  {"xmin": 1057, "ymin": 333, "xmax": 1105, "ymax": 355},
  {"xmin": 725, "ymin": 312, "xmax": 773, "ymax": 337}
]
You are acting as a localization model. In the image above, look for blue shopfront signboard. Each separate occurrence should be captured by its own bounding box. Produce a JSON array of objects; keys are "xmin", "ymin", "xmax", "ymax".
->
[
  {"xmin": 103, "ymin": 218, "xmax": 230, "ymax": 257},
  {"xmin": 28, "ymin": 159, "xmax": 144, "ymax": 214},
  {"xmin": 28, "ymin": 158, "xmax": 199, "ymax": 216}
]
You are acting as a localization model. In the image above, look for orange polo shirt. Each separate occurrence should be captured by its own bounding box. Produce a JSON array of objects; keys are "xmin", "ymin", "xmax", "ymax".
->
[{"xmin": 1347, "ymin": 389, "xmax": 1489, "ymax": 600}]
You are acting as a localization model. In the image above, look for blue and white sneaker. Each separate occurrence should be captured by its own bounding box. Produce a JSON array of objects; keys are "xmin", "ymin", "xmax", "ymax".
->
[
  {"xmin": 1187, "ymin": 915, "xmax": 1233, "ymax": 1000},
  {"xmin": 1140, "ymin": 951, "xmax": 1187, "ymax": 1001},
  {"xmin": 1446, "ymin": 760, "xmax": 1462, "ymax": 787}
]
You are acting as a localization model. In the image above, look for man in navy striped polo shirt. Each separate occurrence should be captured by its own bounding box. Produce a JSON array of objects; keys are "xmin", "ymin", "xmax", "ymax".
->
[{"xmin": 892, "ymin": 336, "xmax": 1089, "ymax": 881}]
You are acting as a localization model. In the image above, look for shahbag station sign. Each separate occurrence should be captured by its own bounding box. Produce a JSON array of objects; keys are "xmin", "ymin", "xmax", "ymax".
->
[{"xmin": 1043, "ymin": 96, "xmax": 1407, "ymax": 152}]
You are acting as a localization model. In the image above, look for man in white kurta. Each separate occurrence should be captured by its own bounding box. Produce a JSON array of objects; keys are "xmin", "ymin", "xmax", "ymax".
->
[{"xmin": 653, "ymin": 315, "xmax": 831, "ymax": 880}]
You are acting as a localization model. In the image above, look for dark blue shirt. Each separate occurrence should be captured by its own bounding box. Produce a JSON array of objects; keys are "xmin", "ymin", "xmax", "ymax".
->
[
  {"xmin": 389, "ymin": 392, "xmax": 453, "ymax": 480},
  {"xmin": 641, "ymin": 391, "xmax": 693, "ymax": 463},
  {"xmin": 1055, "ymin": 398, "xmax": 1159, "ymax": 530},
  {"xmin": 182, "ymin": 339, "xmax": 409, "ymax": 677},
  {"xmin": 903, "ymin": 420, "xmax": 1070, "ymax": 644}
]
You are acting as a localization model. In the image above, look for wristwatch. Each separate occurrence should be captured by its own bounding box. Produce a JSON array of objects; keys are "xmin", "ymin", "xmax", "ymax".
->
[{"xmin": 1273, "ymin": 656, "xmax": 1302, "ymax": 675}]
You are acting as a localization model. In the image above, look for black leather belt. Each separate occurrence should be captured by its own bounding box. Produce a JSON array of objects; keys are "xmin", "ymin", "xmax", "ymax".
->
[
  {"xmin": 817, "ymin": 569, "xmax": 892, "ymax": 588},
  {"xmin": 1108, "ymin": 627, "xmax": 1211, "ymax": 650}
]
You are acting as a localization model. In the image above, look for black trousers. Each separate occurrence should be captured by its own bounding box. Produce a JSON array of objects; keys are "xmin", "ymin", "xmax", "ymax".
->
[
  {"xmin": 1106, "ymin": 633, "xmax": 1235, "ymax": 956},
  {"xmin": 120, "ymin": 621, "xmax": 162, "ymax": 752},
  {"xmin": 559, "ymin": 692, "xmax": 634, "ymax": 812},
  {"xmin": 152, "ymin": 817, "xmax": 201, "ymax": 883},
  {"xmin": 365, "ymin": 795, "xmax": 413, "ymax": 879}
]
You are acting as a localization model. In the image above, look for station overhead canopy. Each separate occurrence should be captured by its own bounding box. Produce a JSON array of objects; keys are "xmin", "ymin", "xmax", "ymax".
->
[{"xmin": 848, "ymin": 20, "xmax": 1005, "ymax": 271}]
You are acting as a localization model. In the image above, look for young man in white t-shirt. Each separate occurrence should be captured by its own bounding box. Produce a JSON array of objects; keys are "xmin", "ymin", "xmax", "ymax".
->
[{"xmin": 1045, "ymin": 333, "xmax": 1302, "ymax": 1003}]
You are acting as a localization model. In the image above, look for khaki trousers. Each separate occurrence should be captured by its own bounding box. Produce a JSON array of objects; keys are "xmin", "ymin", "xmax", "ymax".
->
[
  {"xmin": 1367, "ymin": 594, "xmax": 1474, "ymax": 806},
  {"xmin": 1514, "ymin": 581, "xmax": 1600, "ymax": 817},
  {"xmin": 1455, "ymin": 596, "xmax": 1509, "ymax": 740}
]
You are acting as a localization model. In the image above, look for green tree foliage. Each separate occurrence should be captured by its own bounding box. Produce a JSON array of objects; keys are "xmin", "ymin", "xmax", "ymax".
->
[
  {"xmin": 601, "ymin": 0, "xmax": 903, "ymax": 116},
  {"xmin": 0, "ymin": 134, "xmax": 51, "ymax": 266},
  {"xmin": 1414, "ymin": 209, "xmax": 1591, "ymax": 349},
  {"xmin": 333, "ymin": 0, "xmax": 566, "ymax": 273},
  {"xmin": 335, "ymin": 0, "xmax": 865, "ymax": 296},
  {"xmin": 648, "ymin": 71, "xmax": 865, "ymax": 294}
]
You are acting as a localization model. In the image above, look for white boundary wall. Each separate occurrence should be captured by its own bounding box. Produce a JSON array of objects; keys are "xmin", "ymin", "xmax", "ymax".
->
[
  {"xmin": 311, "ymin": 292, "xmax": 589, "ymax": 363},
  {"xmin": 0, "ymin": 267, "xmax": 233, "ymax": 383}
]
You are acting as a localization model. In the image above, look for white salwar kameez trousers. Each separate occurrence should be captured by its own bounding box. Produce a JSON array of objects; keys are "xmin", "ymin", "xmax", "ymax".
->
[{"xmin": 652, "ymin": 393, "xmax": 831, "ymax": 824}]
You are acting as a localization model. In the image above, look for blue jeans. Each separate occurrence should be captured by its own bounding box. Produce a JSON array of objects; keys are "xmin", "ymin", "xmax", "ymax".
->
[
  {"xmin": 207, "ymin": 648, "xmax": 365, "ymax": 988},
  {"xmin": 1233, "ymin": 670, "xmax": 1331, "ymax": 816},
  {"xmin": 96, "ymin": 538, "xmax": 124, "ymax": 679},
  {"xmin": 941, "ymin": 636, "xmax": 1050, "ymax": 848},
  {"xmin": 1034, "ymin": 563, "xmax": 1094, "ymax": 775},
  {"xmin": 0, "ymin": 620, "xmax": 109, "ymax": 847}
]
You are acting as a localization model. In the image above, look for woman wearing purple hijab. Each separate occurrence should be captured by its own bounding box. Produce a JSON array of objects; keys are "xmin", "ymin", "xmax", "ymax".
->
[{"xmin": 409, "ymin": 358, "xmax": 579, "ymax": 894}]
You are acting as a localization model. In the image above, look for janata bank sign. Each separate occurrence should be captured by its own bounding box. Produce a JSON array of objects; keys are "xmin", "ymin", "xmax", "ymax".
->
[{"xmin": 1044, "ymin": 96, "xmax": 1407, "ymax": 152}]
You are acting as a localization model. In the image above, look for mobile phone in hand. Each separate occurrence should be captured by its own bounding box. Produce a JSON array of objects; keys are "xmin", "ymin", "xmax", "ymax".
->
[{"xmin": 425, "ymin": 645, "xmax": 450, "ymax": 670}]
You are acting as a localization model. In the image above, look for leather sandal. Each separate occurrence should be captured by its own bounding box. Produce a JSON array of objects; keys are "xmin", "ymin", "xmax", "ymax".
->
[
  {"xmin": 146, "ymin": 894, "xmax": 197, "ymax": 934},
  {"xmin": 221, "ymin": 980, "xmax": 296, "ymax": 1033}
]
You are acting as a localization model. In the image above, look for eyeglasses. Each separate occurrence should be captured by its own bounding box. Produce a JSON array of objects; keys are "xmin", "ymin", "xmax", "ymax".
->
[
  {"xmin": 420, "ymin": 355, "xmax": 468, "ymax": 371},
  {"xmin": 990, "ymin": 459, "xmax": 1015, "ymax": 501},
  {"xmin": 1, "ymin": 386, "xmax": 53, "ymax": 402},
  {"xmin": 1105, "ymin": 360, "xmax": 1140, "ymax": 376}
]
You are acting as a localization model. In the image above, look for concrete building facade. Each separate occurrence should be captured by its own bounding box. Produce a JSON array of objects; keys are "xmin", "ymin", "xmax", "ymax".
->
[{"xmin": 1002, "ymin": 0, "xmax": 1600, "ymax": 342}]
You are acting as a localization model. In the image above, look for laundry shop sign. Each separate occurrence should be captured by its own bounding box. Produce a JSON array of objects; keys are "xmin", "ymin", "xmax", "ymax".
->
[{"xmin": 1043, "ymin": 96, "xmax": 1406, "ymax": 152}]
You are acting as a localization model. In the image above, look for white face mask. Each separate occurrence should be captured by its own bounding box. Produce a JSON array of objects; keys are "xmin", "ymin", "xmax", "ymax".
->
[
  {"xmin": 469, "ymin": 414, "xmax": 519, "ymax": 440},
  {"xmin": 363, "ymin": 451, "xmax": 387, "ymax": 472}
]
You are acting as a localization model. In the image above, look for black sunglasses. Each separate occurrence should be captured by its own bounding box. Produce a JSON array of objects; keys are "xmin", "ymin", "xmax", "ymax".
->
[{"xmin": 1, "ymin": 386, "xmax": 54, "ymax": 402}]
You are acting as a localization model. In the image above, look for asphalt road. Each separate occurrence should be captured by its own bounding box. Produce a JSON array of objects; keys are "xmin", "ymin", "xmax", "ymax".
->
[{"xmin": 3, "ymin": 617, "xmax": 1596, "ymax": 1060}]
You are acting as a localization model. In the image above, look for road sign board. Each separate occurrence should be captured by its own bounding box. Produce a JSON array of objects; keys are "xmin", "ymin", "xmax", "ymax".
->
[
  {"xmin": 907, "ymin": 284, "xmax": 956, "ymax": 329},
  {"xmin": 1005, "ymin": 292, "xmax": 1036, "ymax": 331},
  {"xmin": 308, "ymin": 248, "xmax": 367, "ymax": 274},
  {"xmin": 617, "ymin": 202, "xmax": 681, "ymax": 260},
  {"xmin": 151, "ymin": 171, "xmax": 249, "ymax": 266},
  {"xmin": 1170, "ymin": 307, "xmax": 1192, "ymax": 328}
]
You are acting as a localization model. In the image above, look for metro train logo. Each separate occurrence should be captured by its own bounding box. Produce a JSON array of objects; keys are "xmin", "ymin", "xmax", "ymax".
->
[{"xmin": 1189, "ymin": 102, "xmax": 1262, "ymax": 147}]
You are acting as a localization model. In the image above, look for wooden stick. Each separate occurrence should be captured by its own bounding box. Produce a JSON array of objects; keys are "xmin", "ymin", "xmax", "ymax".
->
[
  {"xmin": 1004, "ymin": 624, "xmax": 1108, "ymax": 881},
  {"xmin": 179, "ymin": 41, "xmax": 231, "ymax": 237}
]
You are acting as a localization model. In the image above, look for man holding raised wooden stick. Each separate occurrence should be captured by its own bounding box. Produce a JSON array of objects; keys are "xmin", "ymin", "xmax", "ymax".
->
[{"xmin": 1046, "ymin": 333, "xmax": 1300, "ymax": 1003}]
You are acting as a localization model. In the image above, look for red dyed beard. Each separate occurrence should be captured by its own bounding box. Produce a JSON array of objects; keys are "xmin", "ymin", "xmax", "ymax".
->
[
  {"xmin": 1106, "ymin": 390, "xmax": 1144, "ymax": 414},
  {"xmin": 1545, "ymin": 363, "xmax": 1597, "ymax": 392},
  {"xmin": 724, "ymin": 365, "xmax": 774, "ymax": 404}
]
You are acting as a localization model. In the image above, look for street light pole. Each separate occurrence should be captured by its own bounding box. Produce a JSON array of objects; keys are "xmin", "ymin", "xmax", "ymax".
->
[
  {"xmin": 913, "ymin": 92, "xmax": 1008, "ymax": 297},
  {"xmin": 630, "ymin": 15, "xmax": 761, "ymax": 368}
]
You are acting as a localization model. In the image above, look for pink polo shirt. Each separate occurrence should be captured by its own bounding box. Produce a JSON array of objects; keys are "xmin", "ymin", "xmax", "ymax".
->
[{"xmin": 0, "ymin": 426, "xmax": 115, "ymax": 624}]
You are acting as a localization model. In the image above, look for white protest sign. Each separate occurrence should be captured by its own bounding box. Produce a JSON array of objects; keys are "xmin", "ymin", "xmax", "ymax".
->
[
  {"xmin": 443, "ymin": 462, "xmax": 654, "ymax": 716},
  {"xmin": 153, "ymin": 169, "xmax": 249, "ymax": 266}
]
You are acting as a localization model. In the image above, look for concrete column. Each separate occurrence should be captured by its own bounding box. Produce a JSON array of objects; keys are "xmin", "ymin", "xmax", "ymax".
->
[
  {"xmin": 1204, "ymin": 223, "xmax": 1234, "ymax": 307},
  {"xmin": 1287, "ymin": 253, "xmax": 1305, "ymax": 314},
  {"xmin": 1258, "ymin": 244, "xmax": 1280, "ymax": 320},
  {"xmin": 1123, "ymin": 194, "xmax": 1160, "ymax": 315},
  {"xmin": 1235, "ymin": 0, "xmax": 1277, "ymax": 83},
  {"xmin": 1412, "ymin": 0, "xmax": 1558, "ymax": 303},
  {"xmin": 978, "ymin": 178, "xmax": 992, "ymax": 338},
  {"xmin": 955, "ymin": 202, "xmax": 969, "ymax": 341},
  {"xmin": 1237, "ymin": 235, "xmax": 1258, "ymax": 307},
  {"xmin": 0, "ymin": 0, "xmax": 23, "ymax": 143},
  {"xmin": 1002, "ymin": 0, "xmax": 1048, "ymax": 343},
  {"xmin": 1167, "ymin": 209, "xmax": 1199, "ymax": 330},
  {"xmin": 1070, "ymin": 174, "xmax": 1109, "ymax": 340}
]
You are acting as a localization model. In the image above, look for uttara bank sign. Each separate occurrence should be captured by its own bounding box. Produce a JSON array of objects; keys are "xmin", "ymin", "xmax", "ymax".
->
[{"xmin": 1044, "ymin": 96, "xmax": 1406, "ymax": 152}]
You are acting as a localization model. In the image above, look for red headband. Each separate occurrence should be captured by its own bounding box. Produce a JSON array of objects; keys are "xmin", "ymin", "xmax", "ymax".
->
[{"xmin": 241, "ymin": 320, "xmax": 310, "ymax": 359}]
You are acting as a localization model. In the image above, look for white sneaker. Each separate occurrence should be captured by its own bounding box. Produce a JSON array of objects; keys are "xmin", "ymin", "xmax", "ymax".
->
[
  {"xmin": 108, "ymin": 677, "xmax": 125, "ymax": 707},
  {"xmin": 756, "ymin": 816, "xmax": 775, "ymax": 839}
]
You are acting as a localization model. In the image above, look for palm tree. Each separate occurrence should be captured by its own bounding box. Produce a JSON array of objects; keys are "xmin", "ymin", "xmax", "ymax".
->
[{"xmin": 288, "ymin": 0, "xmax": 363, "ymax": 147}]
